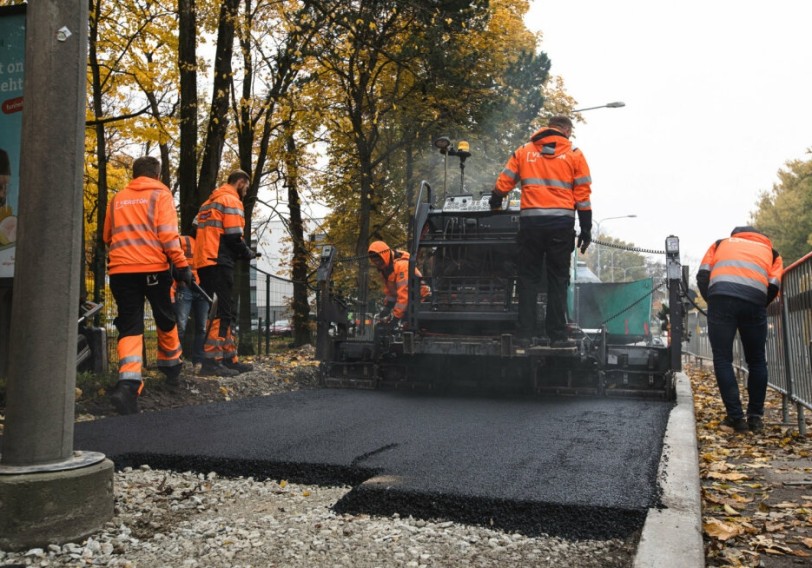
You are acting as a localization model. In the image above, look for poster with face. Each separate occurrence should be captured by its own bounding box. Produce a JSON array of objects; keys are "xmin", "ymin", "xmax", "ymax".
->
[{"xmin": 0, "ymin": 4, "xmax": 24, "ymax": 279}]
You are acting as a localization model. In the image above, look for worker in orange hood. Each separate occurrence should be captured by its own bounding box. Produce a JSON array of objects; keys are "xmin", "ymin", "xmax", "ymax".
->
[
  {"xmin": 104, "ymin": 156, "xmax": 191, "ymax": 414},
  {"xmin": 368, "ymin": 240, "xmax": 430, "ymax": 324}
]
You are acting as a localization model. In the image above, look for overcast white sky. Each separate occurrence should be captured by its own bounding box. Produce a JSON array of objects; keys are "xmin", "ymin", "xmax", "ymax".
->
[{"xmin": 525, "ymin": 0, "xmax": 812, "ymax": 267}]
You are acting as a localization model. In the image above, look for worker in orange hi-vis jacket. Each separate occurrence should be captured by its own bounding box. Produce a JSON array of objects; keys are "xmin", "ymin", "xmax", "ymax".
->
[
  {"xmin": 696, "ymin": 226, "xmax": 783, "ymax": 434},
  {"xmin": 368, "ymin": 240, "xmax": 431, "ymax": 326},
  {"xmin": 104, "ymin": 156, "xmax": 192, "ymax": 415},
  {"xmin": 490, "ymin": 115, "xmax": 593, "ymax": 348},
  {"xmin": 193, "ymin": 170, "xmax": 259, "ymax": 376}
]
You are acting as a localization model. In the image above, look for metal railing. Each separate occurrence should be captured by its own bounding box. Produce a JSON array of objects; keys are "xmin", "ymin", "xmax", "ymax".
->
[{"xmin": 683, "ymin": 251, "xmax": 812, "ymax": 434}]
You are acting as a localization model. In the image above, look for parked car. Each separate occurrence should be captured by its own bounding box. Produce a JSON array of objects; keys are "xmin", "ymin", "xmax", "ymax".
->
[{"xmin": 270, "ymin": 319, "xmax": 292, "ymax": 336}]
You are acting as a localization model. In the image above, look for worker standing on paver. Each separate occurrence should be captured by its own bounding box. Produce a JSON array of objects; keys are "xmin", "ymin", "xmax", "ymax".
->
[
  {"xmin": 696, "ymin": 226, "xmax": 783, "ymax": 433},
  {"xmin": 105, "ymin": 156, "xmax": 192, "ymax": 414},
  {"xmin": 489, "ymin": 115, "xmax": 593, "ymax": 347},
  {"xmin": 194, "ymin": 170, "xmax": 258, "ymax": 376}
]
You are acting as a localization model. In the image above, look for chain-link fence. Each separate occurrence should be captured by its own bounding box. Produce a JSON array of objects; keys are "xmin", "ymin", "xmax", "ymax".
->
[{"xmin": 683, "ymin": 251, "xmax": 812, "ymax": 434}]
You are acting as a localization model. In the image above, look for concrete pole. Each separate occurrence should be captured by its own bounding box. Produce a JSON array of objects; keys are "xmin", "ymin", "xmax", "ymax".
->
[{"xmin": 0, "ymin": 1, "xmax": 113, "ymax": 550}]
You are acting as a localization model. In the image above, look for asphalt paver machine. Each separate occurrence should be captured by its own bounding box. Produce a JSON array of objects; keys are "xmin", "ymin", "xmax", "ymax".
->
[{"xmin": 316, "ymin": 181, "xmax": 684, "ymax": 400}]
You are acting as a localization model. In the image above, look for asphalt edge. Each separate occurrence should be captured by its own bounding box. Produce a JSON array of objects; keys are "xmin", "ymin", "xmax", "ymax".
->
[{"xmin": 633, "ymin": 372, "xmax": 705, "ymax": 568}]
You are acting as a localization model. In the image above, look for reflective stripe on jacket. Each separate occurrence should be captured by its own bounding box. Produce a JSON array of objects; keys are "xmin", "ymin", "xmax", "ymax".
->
[
  {"xmin": 493, "ymin": 127, "xmax": 591, "ymax": 228},
  {"xmin": 103, "ymin": 177, "xmax": 187, "ymax": 275},
  {"xmin": 697, "ymin": 231, "xmax": 783, "ymax": 306},
  {"xmin": 179, "ymin": 235, "xmax": 200, "ymax": 284},
  {"xmin": 193, "ymin": 184, "xmax": 249, "ymax": 269},
  {"xmin": 172, "ymin": 235, "xmax": 200, "ymax": 300}
]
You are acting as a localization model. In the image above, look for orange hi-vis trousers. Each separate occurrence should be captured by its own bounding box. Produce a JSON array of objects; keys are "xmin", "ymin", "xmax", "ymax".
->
[{"xmin": 203, "ymin": 318, "xmax": 238, "ymax": 363}]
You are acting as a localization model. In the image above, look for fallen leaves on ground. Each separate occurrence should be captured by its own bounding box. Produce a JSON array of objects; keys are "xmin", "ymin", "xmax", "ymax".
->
[{"xmin": 689, "ymin": 365, "xmax": 812, "ymax": 567}]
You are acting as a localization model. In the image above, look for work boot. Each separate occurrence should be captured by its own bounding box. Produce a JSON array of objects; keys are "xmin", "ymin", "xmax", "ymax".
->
[
  {"xmin": 110, "ymin": 380, "xmax": 142, "ymax": 415},
  {"xmin": 748, "ymin": 416, "xmax": 764, "ymax": 432},
  {"xmin": 721, "ymin": 416, "xmax": 749, "ymax": 432},
  {"xmin": 198, "ymin": 361, "xmax": 239, "ymax": 377},
  {"xmin": 162, "ymin": 362, "xmax": 183, "ymax": 386},
  {"xmin": 223, "ymin": 359, "xmax": 253, "ymax": 374}
]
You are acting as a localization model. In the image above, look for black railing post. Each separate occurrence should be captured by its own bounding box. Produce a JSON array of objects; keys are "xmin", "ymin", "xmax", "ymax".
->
[
  {"xmin": 265, "ymin": 274, "xmax": 271, "ymax": 353},
  {"xmin": 665, "ymin": 236, "xmax": 682, "ymax": 372}
]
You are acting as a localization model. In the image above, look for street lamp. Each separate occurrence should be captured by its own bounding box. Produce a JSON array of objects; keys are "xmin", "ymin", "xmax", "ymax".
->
[
  {"xmin": 573, "ymin": 101, "xmax": 626, "ymax": 112},
  {"xmin": 572, "ymin": 101, "xmax": 626, "ymax": 112},
  {"xmin": 595, "ymin": 214, "xmax": 637, "ymax": 279}
]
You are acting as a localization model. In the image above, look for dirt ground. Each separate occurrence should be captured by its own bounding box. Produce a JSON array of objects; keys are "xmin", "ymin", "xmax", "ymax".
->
[{"xmin": 68, "ymin": 345, "xmax": 321, "ymax": 421}]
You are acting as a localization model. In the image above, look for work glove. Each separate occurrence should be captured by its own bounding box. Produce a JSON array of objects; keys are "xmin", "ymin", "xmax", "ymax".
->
[
  {"xmin": 248, "ymin": 247, "xmax": 262, "ymax": 260},
  {"xmin": 576, "ymin": 231, "xmax": 592, "ymax": 254},
  {"xmin": 174, "ymin": 266, "xmax": 193, "ymax": 286},
  {"xmin": 488, "ymin": 191, "xmax": 503, "ymax": 210}
]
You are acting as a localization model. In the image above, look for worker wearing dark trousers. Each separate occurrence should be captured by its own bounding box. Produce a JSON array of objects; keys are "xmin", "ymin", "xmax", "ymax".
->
[
  {"xmin": 173, "ymin": 232, "xmax": 209, "ymax": 374},
  {"xmin": 110, "ymin": 270, "xmax": 180, "ymax": 380},
  {"xmin": 515, "ymin": 226, "xmax": 575, "ymax": 344},
  {"xmin": 696, "ymin": 226, "xmax": 783, "ymax": 433},
  {"xmin": 104, "ymin": 156, "xmax": 192, "ymax": 414},
  {"xmin": 490, "ymin": 115, "xmax": 593, "ymax": 347},
  {"xmin": 194, "ymin": 170, "xmax": 258, "ymax": 376},
  {"xmin": 196, "ymin": 264, "xmax": 239, "ymax": 375}
]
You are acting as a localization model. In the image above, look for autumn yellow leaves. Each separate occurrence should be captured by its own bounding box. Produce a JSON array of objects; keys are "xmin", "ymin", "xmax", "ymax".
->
[{"xmin": 690, "ymin": 367, "xmax": 812, "ymax": 565}]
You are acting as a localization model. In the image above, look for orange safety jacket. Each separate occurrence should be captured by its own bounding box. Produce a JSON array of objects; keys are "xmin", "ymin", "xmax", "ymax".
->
[
  {"xmin": 370, "ymin": 242, "xmax": 431, "ymax": 320},
  {"xmin": 103, "ymin": 177, "xmax": 188, "ymax": 274},
  {"xmin": 171, "ymin": 235, "xmax": 200, "ymax": 302},
  {"xmin": 493, "ymin": 127, "xmax": 591, "ymax": 229},
  {"xmin": 193, "ymin": 183, "xmax": 254, "ymax": 270},
  {"xmin": 697, "ymin": 230, "xmax": 783, "ymax": 306},
  {"xmin": 178, "ymin": 235, "xmax": 200, "ymax": 284}
]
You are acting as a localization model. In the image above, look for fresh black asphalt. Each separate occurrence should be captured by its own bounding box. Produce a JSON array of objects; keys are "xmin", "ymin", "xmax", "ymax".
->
[{"xmin": 73, "ymin": 389, "xmax": 673, "ymax": 539}]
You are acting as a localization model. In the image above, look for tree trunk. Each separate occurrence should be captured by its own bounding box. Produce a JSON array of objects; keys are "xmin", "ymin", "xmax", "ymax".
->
[
  {"xmin": 88, "ymin": 0, "xmax": 109, "ymax": 309},
  {"xmin": 144, "ymin": 89, "xmax": 172, "ymax": 190},
  {"xmin": 196, "ymin": 0, "xmax": 239, "ymax": 200},
  {"xmin": 285, "ymin": 132, "xmax": 311, "ymax": 346},
  {"xmin": 177, "ymin": 0, "xmax": 198, "ymax": 232}
]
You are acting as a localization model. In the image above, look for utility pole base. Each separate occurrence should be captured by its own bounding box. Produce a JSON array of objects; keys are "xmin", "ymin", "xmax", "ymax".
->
[{"xmin": 0, "ymin": 459, "xmax": 114, "ymax": 551}]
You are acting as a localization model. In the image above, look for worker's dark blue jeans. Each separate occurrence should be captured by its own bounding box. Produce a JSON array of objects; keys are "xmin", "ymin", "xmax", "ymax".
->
[
  {"xmin": 173, "ymin": 284, "xmax": 209, "ymax": 364},
  {"xmin": 707, "ymin": 295, "xmax": 768, "ymax": 420}
]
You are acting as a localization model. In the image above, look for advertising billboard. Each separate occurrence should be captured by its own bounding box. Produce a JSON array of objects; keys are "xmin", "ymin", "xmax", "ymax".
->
[{"xmin": 0, "ymin": 4, "xmax": 25, "ymax": 281}]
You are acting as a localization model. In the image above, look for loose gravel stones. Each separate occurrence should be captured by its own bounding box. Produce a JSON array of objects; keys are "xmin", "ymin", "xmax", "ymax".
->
[{"xmin": 0, "ymin": 467, "xmax": 637, "ymax": 567}]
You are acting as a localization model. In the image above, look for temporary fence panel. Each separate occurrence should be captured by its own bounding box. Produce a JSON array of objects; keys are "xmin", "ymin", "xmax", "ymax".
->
[
  {"xmin": 684, "ymin": 251, "xmax": 812, "ymax": 434},
  {"xmin": 776, "ymin": 251, "xmax": 812, "ymax": 433},
  {"xmin": 575, "ymin": 279, "xmax": 655, "ymax": 341}
]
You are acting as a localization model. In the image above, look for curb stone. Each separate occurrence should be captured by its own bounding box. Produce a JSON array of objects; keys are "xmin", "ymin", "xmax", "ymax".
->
[{"xmin": 634, "ymin": 372, "xmax": 704, "ymax": 567}]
